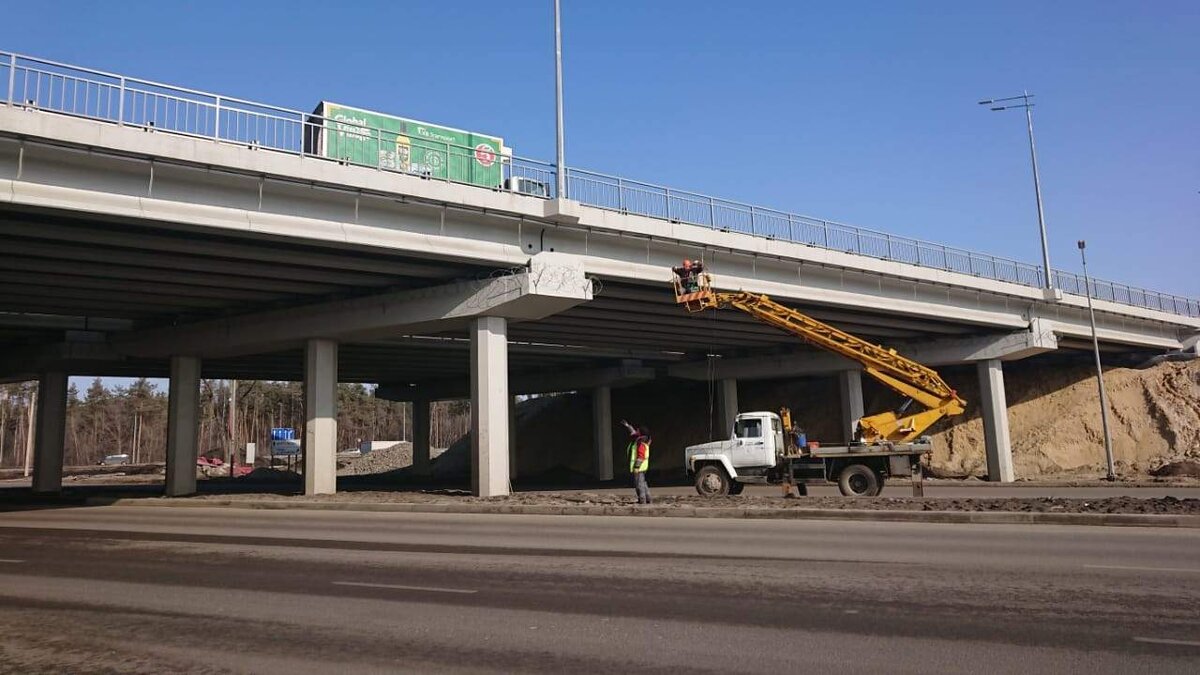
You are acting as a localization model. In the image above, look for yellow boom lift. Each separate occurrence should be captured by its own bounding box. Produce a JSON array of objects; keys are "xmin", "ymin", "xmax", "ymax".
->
[{"xmin": 673, "ymin": 268, "xmax": 965, "ymax": 443}]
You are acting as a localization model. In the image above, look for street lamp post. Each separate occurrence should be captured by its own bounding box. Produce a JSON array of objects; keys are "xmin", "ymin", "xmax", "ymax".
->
[
  {"xmin": 1078, "ymin": 240, "xmax": 1116, "ymax": 481},
  {"xmin": 979, "ymin": 92, "xmax": 1053, "ymax": 290},
  {"xmin": 553, "ymin": 0, "xmax": 566, "ymax": 199}
]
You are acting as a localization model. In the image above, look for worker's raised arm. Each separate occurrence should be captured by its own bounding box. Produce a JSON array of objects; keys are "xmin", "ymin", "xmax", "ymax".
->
[{"xmin": 620, "ymin": 419, "xmax": 638, "ymax": 437}]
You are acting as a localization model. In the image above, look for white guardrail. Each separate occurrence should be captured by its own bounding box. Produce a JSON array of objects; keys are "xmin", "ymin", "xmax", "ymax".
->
[{"xmin": 2, "ymin": 50, "xmax": 1196, "ymax": 318}]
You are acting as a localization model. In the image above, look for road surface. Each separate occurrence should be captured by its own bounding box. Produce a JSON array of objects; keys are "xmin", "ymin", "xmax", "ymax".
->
[{"xmin": 0, "ymin": 506, "xmax": 1198, "ymax": 673}]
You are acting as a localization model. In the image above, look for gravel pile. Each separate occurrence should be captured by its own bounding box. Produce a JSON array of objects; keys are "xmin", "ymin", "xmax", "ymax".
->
[{"xmin": 336, "ymin": 442, "xmax": 414, "ymax": 476}]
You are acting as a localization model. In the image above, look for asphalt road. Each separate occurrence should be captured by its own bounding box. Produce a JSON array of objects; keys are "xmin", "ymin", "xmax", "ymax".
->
[{"xmin": 0, "ymin": 506, "xmax": 1198, "ymax": 674}]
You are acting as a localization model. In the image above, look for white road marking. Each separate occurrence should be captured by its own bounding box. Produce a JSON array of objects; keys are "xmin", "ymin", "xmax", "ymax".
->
[
  {"xmin": 332, "ymin": 581, "xmax": 477, "ymax": 595},
  {"xmin": 1133, "ymin": 637, "xmax": 1200, "ymax": 648},
  {"xmin": 1084, "ymin": 564, "xmax": 1200, "ymax": 574},
  {"xmin": 0, "ymin": 559, "xmax": 24, "ymax": 564}
]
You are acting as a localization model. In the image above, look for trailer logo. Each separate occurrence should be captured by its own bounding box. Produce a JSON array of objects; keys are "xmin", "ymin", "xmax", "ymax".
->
[{"xmin": 474, "ymin": 143, "xmax": 497, "ymax": 167}]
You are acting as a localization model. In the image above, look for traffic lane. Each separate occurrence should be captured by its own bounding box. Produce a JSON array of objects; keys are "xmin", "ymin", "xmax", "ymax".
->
[
  {"xmin": 4, "ymin": 573, "xmax": 1194, "ymax": 675},
  {"xmin": 3, "ymin": 506, "xmax": 1200, "ymax": 574},
  {"xmin": 1, "ymin": 514, "xmax": 1199, "ymax": 669}
]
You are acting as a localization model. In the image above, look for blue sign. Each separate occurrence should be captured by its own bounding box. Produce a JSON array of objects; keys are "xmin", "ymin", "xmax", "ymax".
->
[{"xmin": 271, "ymin": 428, "xmax": 295, "ymax": 441}]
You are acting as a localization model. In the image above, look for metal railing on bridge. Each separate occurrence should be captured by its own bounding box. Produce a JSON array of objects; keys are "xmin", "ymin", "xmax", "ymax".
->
[{"xmin": 3, "ymin": 50, "xmax": 1196, "ymax": 319}]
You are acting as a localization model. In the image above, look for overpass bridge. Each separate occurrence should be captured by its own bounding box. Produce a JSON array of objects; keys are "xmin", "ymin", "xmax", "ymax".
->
[{"xmin": 2, "ymin": 51, "xmax": 1197, "ymax": 496}]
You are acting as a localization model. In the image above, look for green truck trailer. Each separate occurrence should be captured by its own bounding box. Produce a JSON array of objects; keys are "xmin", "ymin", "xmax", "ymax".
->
[{"xmin": 305, "ymin": 101, "xmax": 505, "ymax": 188}]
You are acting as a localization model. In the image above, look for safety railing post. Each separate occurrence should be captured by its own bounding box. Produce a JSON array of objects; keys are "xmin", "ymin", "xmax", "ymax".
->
[
  {"xmin": 822, "ymin": 221, "xmax": 830, "ymax": 248},
  {"xmin": 886, "ymin": 236, "xmax": 893, "ymax": 260},
  {"xmin": 444, "ymin": 141, "xmax": 451, "ymax": 181},
  {"xmin": 6, "ymin": 53, "xmax": 15, "ymax": 106},
  {"xmin": 665, "ymin": 187, "xmax": 672, "ymax": 221},
  {"xmin": 213, "ymin": 96, "xmax": 221, "ymax": 140},
  {"xmin": 117, "ymin": 76, "xmax": 126, "ymax": 125},
  {"xmin": 787, "ymin": 214, "xmax": 795, "ymax": 242},
  {"xmin": 749, "ymin": 206, "xmax": 756, "ymax": 235},
  {"xmin": 708, "ymin": 197, "xmax": 716, "ymax": 228},
  {"xmin": 618, "ymin": 177, "xmax": 626, "ymax": 212}
]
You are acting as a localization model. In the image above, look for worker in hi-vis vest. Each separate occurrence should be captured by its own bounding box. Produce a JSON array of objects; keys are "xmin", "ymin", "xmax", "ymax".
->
[{"xmin": 622, "ymin": 419, "xmax": 652, "ymax": 504}]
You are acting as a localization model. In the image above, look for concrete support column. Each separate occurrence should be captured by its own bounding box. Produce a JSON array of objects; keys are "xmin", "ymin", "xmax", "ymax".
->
[
  {"xmin": 470, "ymin": 316, "xmax": 509, "ymax": 497},
  {"xmin": 412, "ymin": 397, "xmax": 431, "ymax": 476},
  {"xmin": 304, "ymin": 339, "xmax": 338, "ymax": 496},
  {"xmin": 838, "ymin": 370, "xmax": 865, "ymax": 442},
  {"xmin": 165, "ymin": 356, "xmax": 201, "ymax": 497},
  {"xmin": 717, "ymin": 379, "xmax": 739, "ymax": 437},
  {"xmin": 509, "ymin": 396, "xmax": 519, "ymax": 480},
  {"xmin": 592, "ymin": 385, "xmax": 613, "ymax": 481},
  {"xmin": 978, "ymin": 359, "xmax": 1015, "ymax": 483},
  {"xmin": 31, "ymin": 371, "xmax": 67, "ymax": 495}
]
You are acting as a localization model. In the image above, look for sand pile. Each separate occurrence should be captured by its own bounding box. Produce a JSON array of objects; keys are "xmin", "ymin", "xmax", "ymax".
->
[
  {"xmin": 931, "ymin": 360, "xmax": 1200, "ymax": 477},
  {"xmin": 513, "ymin": 359, "xmax": 1200, "ymax": 480}
]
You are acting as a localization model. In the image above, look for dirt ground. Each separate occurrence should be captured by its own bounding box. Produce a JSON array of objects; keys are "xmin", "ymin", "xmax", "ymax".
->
[{"xmin": 191, "ymin": 489, "xmax": 1200, "ymax": 515}]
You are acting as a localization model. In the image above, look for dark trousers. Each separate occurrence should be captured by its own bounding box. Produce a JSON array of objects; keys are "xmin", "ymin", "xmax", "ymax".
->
[{"xmin": 633, "ymin": 471, "xmax": 651, "ymax": 504}]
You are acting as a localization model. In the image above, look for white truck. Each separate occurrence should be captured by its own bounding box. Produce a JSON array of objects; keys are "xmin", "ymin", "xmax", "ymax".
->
[{"xmin": 684, "ymin": 411, "xmax": 930, "ymax": 497}]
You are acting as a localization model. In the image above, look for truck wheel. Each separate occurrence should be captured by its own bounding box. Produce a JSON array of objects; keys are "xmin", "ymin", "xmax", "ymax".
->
[
  {"xmin": 695, "ymin": 465, "xmax": 731, "ymax": 497},
  {"xmin": 838, "ymin": 464, "xmax": 880, "ymax": 497},
  {"xmin": 728, "ymin": 481, "xmax": 745, "ymax": 496}
]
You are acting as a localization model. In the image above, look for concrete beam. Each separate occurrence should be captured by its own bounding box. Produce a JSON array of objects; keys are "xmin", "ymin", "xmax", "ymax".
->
[
  {"xmin": 304, "ymin": 339, "xmax": 338, "ymax": 495},
  {"xmin": 669, "ymin": 321, "xmax": 1059, "ymax": 381},
  {"xmin": 838, "ymin": 370, "xmax": 864, "ymax": 443},
  {"xmin": 471, "ymin": 317, "xmax": 509, "ymax": 497},
  {"xmin": 593, "ymin": 386, "xmax": 614, "ymax": 481},
  {"xmin": 376, "ymin": 360, "xmax": 655, "ymax": 402},
  {"xmin": 165, "ymin": 356, "xmax": 201, "ymax": 497},
  {"xmin": 114, "ymin": 252, "xmax": 591, "ymax": 359},
  {"xmin": 31, "ymin": 371, "xmax": 67, "ymax": 495},
  {"xmin": 978, "ymin": 359, "xmax": 1015, "ymax": 483}
]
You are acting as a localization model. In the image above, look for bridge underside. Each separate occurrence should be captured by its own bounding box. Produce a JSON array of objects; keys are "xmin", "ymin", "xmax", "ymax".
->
[{"xmin": 0, "ymin": 201, "xmax": 1171, "ymax": 497}]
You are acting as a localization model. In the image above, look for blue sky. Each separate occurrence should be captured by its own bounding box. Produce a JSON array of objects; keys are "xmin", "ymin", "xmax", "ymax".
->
[{"xmin": 2, "ymin": 0, "xmax": 1197, "ymax": 299}]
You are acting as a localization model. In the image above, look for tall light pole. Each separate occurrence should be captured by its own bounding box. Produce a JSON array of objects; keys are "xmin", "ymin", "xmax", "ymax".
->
[
  {"xmin": 1078, "ymin": 240, "xmax": 1116, "ymax": 481},
  {"xmin": 553, "ymin": 0, "xmax": 566, "ymax": 199},
  {"xmin": 979, "ymin": 92, "xmax": 1052, "ymax": 290}
]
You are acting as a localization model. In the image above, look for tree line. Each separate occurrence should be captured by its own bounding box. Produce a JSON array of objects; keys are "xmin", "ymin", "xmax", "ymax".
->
[{"xmin": 0, "ymin": 379, "xmax": 472, "ymax": 469}]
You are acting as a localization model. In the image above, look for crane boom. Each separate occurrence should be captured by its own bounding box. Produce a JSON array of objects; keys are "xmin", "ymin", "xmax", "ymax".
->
[{"xmin": 674, "ymin": 271, "xmax": 965, "ymax": 442}]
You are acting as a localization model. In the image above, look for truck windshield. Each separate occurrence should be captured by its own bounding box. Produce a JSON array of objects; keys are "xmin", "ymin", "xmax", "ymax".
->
[{"xmin": 735, "ymin": 418, "xmax": 763, "ymax": 438}]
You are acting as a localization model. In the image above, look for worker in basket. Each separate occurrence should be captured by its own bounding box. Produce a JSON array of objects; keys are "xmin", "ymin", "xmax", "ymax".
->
[
  {"xmin": 622, "ymin": 420, "xmax": 653, "ymax": 504},
  {"xmin": 672, "ymin": 259, "xmax": 705, "ymax": 294}
]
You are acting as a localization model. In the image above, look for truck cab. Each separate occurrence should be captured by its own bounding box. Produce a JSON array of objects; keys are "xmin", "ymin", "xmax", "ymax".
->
[{"xmin": 684, "ymin": 412, "xmax": 784, "ymax": 494}]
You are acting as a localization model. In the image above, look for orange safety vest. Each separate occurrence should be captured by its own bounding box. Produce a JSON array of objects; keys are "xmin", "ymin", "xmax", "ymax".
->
[{"xmin": 628, "ymin": 438, "xmax": 651, "ymax": 473}]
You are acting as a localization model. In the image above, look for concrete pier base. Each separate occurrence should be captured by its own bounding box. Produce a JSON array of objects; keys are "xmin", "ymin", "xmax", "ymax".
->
[
  {"xmin": 838, "ymin": 370, "xmax": 865, "ymax": 443},
  {"xmin": 31, "ymin": 371, "xmax": 67, "ymax": 495},
  {"xmin": 165, "ymin": 356, "xmax": 201, "ymax": 497},
  {"xmin": 717, "ymin": 379, "xmax": 739, "ymax": 437},
  {"xmin": 978, "ymin": 359, "xmax": 1015, "ymax": 482},
  {"xmin": 304, "ymin": 339, "xmax": 338, "ymax": 496},
  {"xmin": 412, "ymin": 397, "xmax": 431, "ymax": 476},
  {"xmin": 592, "ymin": 385, "xmax": 614, "ymax": 480},
  {"xmin": 471, "ymin": 317, "xmax": 510, "ymax": 497}
]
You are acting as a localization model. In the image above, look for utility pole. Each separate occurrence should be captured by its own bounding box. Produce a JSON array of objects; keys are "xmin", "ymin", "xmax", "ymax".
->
[
  {"xmin": 1078, "ymin": 240, "xmax": 1116, "ymax": 480},
  {"xmin": 553, "ymin": 0, "xmax": 567, "ymax": 199}
]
